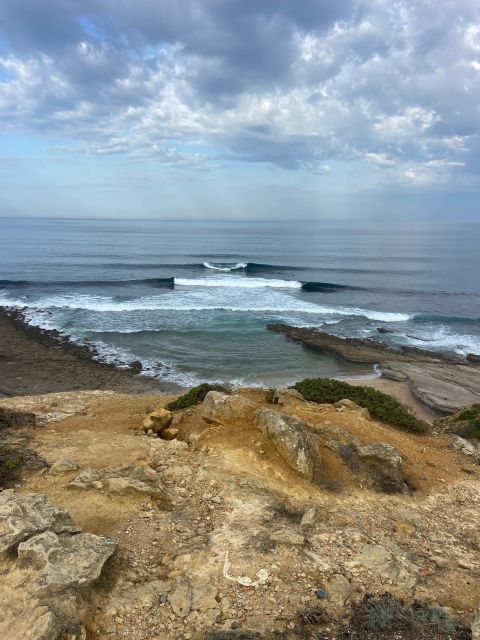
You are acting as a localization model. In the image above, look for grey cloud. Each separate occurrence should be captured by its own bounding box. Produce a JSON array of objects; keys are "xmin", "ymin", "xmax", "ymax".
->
[{"xmin": 0, "ymin": 0, "xmax": 479, "ymax": 181}]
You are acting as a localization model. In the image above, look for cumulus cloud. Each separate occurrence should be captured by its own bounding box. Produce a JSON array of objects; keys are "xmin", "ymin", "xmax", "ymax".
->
[{"xmin": 0, "ymin": 0, "xmax": 479, "ymax": 184}]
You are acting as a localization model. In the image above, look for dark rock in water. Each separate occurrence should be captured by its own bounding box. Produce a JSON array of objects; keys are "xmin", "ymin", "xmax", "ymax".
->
[
  {"xmin": 377, "ymin": 327, "xmax": 395, "ymax": 334},
  {"xmin": 467, "ymin": 353, "xmax": 480, "ymax": 364},
  {"xmin": 129, "ymin": 360, "xmax": 143, "ymax": 374}
]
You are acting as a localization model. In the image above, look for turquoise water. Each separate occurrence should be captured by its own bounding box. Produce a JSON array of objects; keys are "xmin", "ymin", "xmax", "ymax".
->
[{"xmin": 1, "ymin": 217, "xmax": 479, "ymax": 386}]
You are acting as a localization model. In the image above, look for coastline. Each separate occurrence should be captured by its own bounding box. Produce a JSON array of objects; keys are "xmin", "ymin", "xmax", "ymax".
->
[
  {"xmin": 0, "ymin": 307, "xmax": 180, "ymax": 397},
  {"xmin": 0, "ymin": 306, "xmax": 439, "ymax": 421}
]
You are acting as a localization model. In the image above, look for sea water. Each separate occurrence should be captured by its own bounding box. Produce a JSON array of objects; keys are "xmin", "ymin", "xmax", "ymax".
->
[{"xmin": 1, "ymin": 217, "xmax": 479, "ymax": 387}]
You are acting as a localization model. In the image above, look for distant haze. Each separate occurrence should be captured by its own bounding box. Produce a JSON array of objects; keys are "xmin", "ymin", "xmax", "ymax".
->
[{"xmin": 0, "ymin": 1, "xmax": 479, "ymax": 219}]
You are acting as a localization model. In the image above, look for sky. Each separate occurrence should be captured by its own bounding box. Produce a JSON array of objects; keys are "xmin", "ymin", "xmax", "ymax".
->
[{"xmin": 0, "ymin": 0, "xmax": 479, "ymax": 219}]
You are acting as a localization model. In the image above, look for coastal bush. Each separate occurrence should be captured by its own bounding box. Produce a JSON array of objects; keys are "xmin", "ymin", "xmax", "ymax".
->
[
  {"xmin": 293, "ymin": 378, "xmax": 427, "ymax": 433},
  {"xmin": 338, "ymin": 593, "xmax": 470, "ymax": 639},
  {"xmin": 0, "ymin": 445, "xmax": 21, "ymax": 486},
  {"xmin": 265, "ymin": 388, "xmax": 276, "ymax": 404},
  {"xmin": 166, "ymin": 383, "xmax": 230, "ymax": 411},
  {"xmin": 453, "ymin": 404, "xmax": 480, "ymax": 440}
]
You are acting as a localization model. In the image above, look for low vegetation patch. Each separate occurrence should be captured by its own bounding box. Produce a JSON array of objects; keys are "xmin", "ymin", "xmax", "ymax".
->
[
  {"xmin": 450, "ymin": 404, "xmax": 480, "ymax": 440},
  {"xmin": 293, "ymin": 378, "xmax": 427, "ymax": 433},
  {"xmin": 338, "ymin": 593, "xmax": 471, "ymax": 639},
  {"xmin": 166, "ymin": 383, "xmax": 230, "ymax": 411},
  {"xmin": 0, "ymin": 444, "xmax": 21, "ymax": 486},
  {"xmin": 265, "ymin": 388, "xmax": 276, "ymax": 404}
]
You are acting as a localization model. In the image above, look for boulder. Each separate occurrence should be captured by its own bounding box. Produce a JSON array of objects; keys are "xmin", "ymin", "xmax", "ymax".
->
[
  {"xmin": 68, "ymin": 468, "xmax": 102, "ymax": 490},
  {"xmin": 325, "ymin": 574, "xmax": 352, "ymax": 605},
  {"xmin": 49, "ymin": 458, "xmax": 80, "ymax": 475},
  {"xmin": 255, "ymin": 409, "xmax": 321, "ymax": 481},
  {"xmin": 202, "ymin": 392, "xmax": 256, "ymax": 425},
  {"xmin": 358, "ymin": 443, "xmax": 404, "ymax": 492},
  {"xmin": 451, "ymin": 435, "xmax": 479, "ymax": 460},
  {"xmin": 346, "ymin": 543, "xmax": 418, "ymax": 589},
  {"xmin": 142, "ymin": 408, "xmax": 173, "ymax": 434},
  {"xmin": 17, "ymin": 529, "xmax": 116, "ymax": 592},
  {"xmin": 0, "ymin": 490, "xmax": 80, "ymax": 555}
]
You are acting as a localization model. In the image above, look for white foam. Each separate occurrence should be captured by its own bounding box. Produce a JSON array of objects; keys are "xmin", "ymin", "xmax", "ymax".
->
[
  {"xmin": 403, "ymin": 326, "xmax": 480, "ymax": 355},
  {"xmin": 203, "ymin": 261, "xmax": 247, "ymax": 271},
  {"xmin": 176, "ymin": 276, "xmax": 301, "ymax": 289}
]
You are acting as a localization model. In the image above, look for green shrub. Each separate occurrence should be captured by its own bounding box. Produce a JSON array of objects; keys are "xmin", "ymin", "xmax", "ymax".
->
[
  {"xmin": 265, "ymin": 388, "xmax": 276, "ymax": 404},
  {"xmin": 0, "ymin": 445, "xmax": 21, "ymax": 485},
  {"xmin": 166, "ymin": 383, "xmax": 230, "ymax": 411},
  {"xmin": 448, "ymin": 404, "xmax": 480, "ymax": 440},
  {"xmin": 293, "ymin": 378, "xmax": 427, "ymax": 433}
]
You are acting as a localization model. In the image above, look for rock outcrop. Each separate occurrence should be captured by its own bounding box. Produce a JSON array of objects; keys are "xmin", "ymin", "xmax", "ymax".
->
[
  {"xmin": 0, "ymin": 490, "xmax": 80, "ymax": 554},
  {"xmin": 69, "ymin": 463, "xmax": 165, "ymax": 496},
  {"xmin": 255, "ymin": 409, "xmax": 322, "ymax": 481},
  {"xmin": 268, "ymin": 324, "xmax": 480, "ymax": 413},
  {"xmin": 358, "ymin": 443, "xmax": 404, "ymax": 492},
  {"xmin": 142, "ymin": 407, "xmax": 174, "ymax": 435},
  {"xmin": 202, "ymin": 391, "xmax": 256, "ymax": 425}
]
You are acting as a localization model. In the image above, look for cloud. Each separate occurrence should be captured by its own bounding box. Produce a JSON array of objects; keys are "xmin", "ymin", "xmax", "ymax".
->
[{"xmin": 0, "ymin": 0, "xmax": 479, "ymax": 183}]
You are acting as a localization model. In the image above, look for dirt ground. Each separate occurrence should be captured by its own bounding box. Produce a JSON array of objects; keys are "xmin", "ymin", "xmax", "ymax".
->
[{"xmin": 1, "ymin": 389, "xmax": 479, "ymax": 639}]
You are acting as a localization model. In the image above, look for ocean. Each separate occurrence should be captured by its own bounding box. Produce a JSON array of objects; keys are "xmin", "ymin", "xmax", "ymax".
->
[{"xmin": 1, "ymin": 217, "xmax": 479, "ymax": 387}]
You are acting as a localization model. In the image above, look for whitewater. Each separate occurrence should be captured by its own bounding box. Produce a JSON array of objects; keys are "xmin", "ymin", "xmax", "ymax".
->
[{"xmin": 0, "ymin": 217, "xmax": 479, "ymax": 387}]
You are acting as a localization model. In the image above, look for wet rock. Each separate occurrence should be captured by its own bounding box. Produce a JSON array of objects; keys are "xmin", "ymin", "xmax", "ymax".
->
[
  {"xmin": 358, "ymin": 443, "xmax": 404, "ymax": 492},
  {"xmin": 202, "ymin": 391, "xmax": 257, "ymax": 425},
  {"xmin": 0, "ymin": 490, "xmax": 80, "ymax": 554},
  {"xmin": 49, "ymin": 458, "xmax": 80, "ymax": 475},
  {"xmin": 255, "ymin": 409, "xmax": 321, "ymax": 481},
  {"xmin": 17, "ymin": 529, "xmax": 116, "ymax": 592},
  {"xmin": 168, "ymin": 575, "xmax": 192, "ymax": 617}
]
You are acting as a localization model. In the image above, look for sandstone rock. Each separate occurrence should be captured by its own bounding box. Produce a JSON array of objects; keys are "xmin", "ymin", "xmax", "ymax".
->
[
  {"xmin": 17, "ymin": 529, "xmax": 116, "ymax": 592},
  {"xmin": 168, "ymin": 575, "xmax": 192, "ymax": 617},
  {"xmin": 68, "ymin": 468, "xmax": 102, "ymax": 489},
  {"xmin": 115, "ymin": 579, "xmax": 172, "ymax": 610},
  {"xmin": 451, "ymin": 435, "xmax": 479, "ymax": 459},
  {"xmin": 271, "ymin": 529, "xmax": 305, "ymax": 546},
  {"xmin": 142, "ymin": 408, "xmax": 173, "ymax": 434},
  {"xmin": 334, "ymin": 398, "xmax": 370, "ymax": 419},
  {"xmin": 104, "ymin": 476, "xmax": 163, "ymax": 496},
  {"xmin": 0, "ymin": 490, "xmax": 80, "ymax": 554},
  {"xmin": 346, "ymin": 543, "xmax": 418, "ymax": 589},
  {"xmin": 325, "ymin": 574, "xmax": 352, "ymax": 605},
  {"xmin": 160, "ymin": 427, "xmax": 179, "ymax": 441},
  {"xmin": 472, "ymin": 609, "xmax": 480, "ymax": 640},
  {"xmin": 358, "ymin": 443, "xmax": 404, "ymax": 492},
  {"xmin": 272, "ymin": 388, "xmax": 305, "ymax": 406},
  {"xmin": 28, "ymin": 607, "xmax": 61, "ymax": 640},
  {"xmin": 255, "ymin": 409, "xmax": 321, "ymax": 481},
  {"xmin": 202, "ymin": 391, "xmax": 256, "ymax": 425},
  {"xmin": 49, "ymin": 458, "xmax": 79, "ymax": 475},
  {"xmin": 191, "ymin": 584, "xmax": 218, "ymax": 611},
  {"xmin": 300, "ymin": 507, "xmax": 316, "ymax": 526}
]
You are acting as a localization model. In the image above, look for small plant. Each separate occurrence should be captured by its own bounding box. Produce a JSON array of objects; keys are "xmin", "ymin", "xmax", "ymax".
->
[
  {"xmin": 0, "ymin": 445, "xmax": 21, "ymax": 485},
  {"xmin": 166, "ymin": 383, "xmax": 230, "ymax": 411},
  {"xmin": 265, "ymin": 388, "xmax": 276, "ymax": 404},
  {"xmin": 293, "ymin": 378, "xmax": 427, "ymax": 433},
  {"xmin": 339, "ymin": 593, "xmax": 471, "ymax": 639}
]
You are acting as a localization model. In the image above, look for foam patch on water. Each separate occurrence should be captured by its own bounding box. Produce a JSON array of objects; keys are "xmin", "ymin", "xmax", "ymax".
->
[
  {"xmin": 402, "ymin": 325, "xmax": 480, "ymax": 355},
  {"xmin": 176, "ymin": 276, "xmax": 301, "ymax": 288}
]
